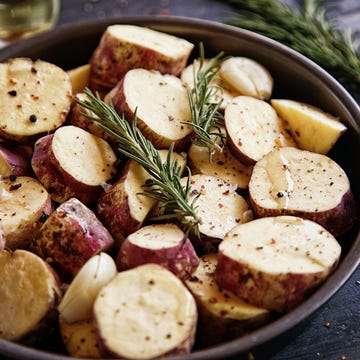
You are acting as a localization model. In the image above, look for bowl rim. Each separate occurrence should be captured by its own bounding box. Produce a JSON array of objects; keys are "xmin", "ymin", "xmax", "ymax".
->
[{"xmin": 0, "ymin": 15, "xmax": 359, "ymax": 360}]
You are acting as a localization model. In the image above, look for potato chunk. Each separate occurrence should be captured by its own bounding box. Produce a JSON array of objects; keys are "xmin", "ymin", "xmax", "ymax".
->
[
  {"xmin": 215, "ymin": 216, "xmax": 341, "ymax": 312},
  {"xmin": 90, "ymin": 24, "xmax": 194, "ymax": 95}
]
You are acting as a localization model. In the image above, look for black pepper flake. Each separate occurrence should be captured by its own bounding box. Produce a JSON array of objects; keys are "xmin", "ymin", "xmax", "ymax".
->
[
  {"xmin": 277, "ymin": 191, "xmax": 284, "ymax": 198},
  {"xmin": 31, "ymin": 67, "xmax": 38, "ymax": 74},
  {"xmin": 9, "ymin": 174, "xmax": 17, "ymax": 182},
  {"xmin": 29, "ymin": 114, "xmax": 37, "ymax": 123},
  {"xmin": 8, "ymin": 90, "xmax": 17, "ymax": 96},
  {"xmin": 9, "ymin": 183, "xmax": 22, "ymax": 191}
]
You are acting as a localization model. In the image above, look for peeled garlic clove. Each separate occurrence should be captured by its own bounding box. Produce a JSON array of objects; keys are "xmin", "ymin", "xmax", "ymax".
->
[
  {"xmin": 58, "ymin": 252, "xmax": 117, "ymax": 323},
  {"xmin": 219, "ymin": 57, "xmax": 273, "ymax": 100}
]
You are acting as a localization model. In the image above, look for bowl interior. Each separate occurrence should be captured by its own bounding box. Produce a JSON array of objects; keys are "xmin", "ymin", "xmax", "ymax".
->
[{"xmin": 0, "ymin": 16, "xmax": 359, "ymax": 360}]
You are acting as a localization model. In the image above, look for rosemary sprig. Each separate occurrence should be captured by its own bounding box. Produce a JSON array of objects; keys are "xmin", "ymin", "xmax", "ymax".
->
[
  {"xmin": 219, "ymin": 0, "xmax": 360, "ymax": 87},
  {"xmin": 187, "ymin": 43, "xmax": 227, "ymax": 159},
  {"xmin": 77, "ymin": 88, "xmax": 200, "ymax": 237}
]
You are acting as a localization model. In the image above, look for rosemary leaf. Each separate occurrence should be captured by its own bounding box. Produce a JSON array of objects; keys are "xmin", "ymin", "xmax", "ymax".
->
[
  {"xmin": 219, "ymin": 0, "xmax": 360, "ymax": 87},
  {"xmin": 187, "ymin": 43, "xmax": 227, "ymax": 159},
  {"xmin": 76, "ymin": 89, "xmax": 200, "ymax": 237}
]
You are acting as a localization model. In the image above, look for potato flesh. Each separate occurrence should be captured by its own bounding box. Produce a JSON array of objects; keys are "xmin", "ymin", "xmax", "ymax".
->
[
  {"xmin": 94, "ymin": 264, "xmax": 197, "ymax": 359},
  {"xmin": 0, "ymin": 176, "xmax": 52, "ymax": 249},
  {"xmin": 225, "ymin": 96, "xmax": 296, "ymax": 164},
  {"xmin": 0, "ymin": 58, "xmax": 71, "ymax": 140},
  {"xmin": 0, "ymin": 250, "xmax": 61, "ymax": 340},
  {"xmin": 249, "ymin": 147, "xmax": 351, "ymax": 212},
  {"xmin": 116, "ymin": 69, "xmax": 193, "ymax": 146},
  {"xmin": 188, "ymin": 143, "xmax": 253, "ymax": 190},
  {"xmin": 51, "ymin": 125, "xmax": 116, "ymax": 186},
  {"xmin": 271, "ymin": 99, "xmax": 347, "ymax": 154},
  {"xmin": 59, "ymin": 316, "xmax": 101, "ymax": 358},
  {"xmin": 182, "ymin": 174, "xmax": 252, "ymax": 240},
  {"xmin": 107, "ymin": 25, "xmax": 193, "ymax": 59}
]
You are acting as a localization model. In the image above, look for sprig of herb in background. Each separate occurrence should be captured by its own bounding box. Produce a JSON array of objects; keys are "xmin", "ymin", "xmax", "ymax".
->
[
  {"xmin": 77, "ymin": 89, "xmax": 200, "ymax": 237},
  {"xmin": 187, "ymin": 43, "xmax": 227, "ymax": 159},
  {"xmin": 218, "ymin": 0, "xmax": 360, "ymax": 87}
]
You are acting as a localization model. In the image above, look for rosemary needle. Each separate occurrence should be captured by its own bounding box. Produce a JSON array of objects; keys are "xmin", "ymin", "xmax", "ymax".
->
[
  {"xmin": 77, "ymin": 88, "xmax": 200, "ymax": 237},
  {"xmin": 187, "ymin": 43, "xmax": 227, "ymax": 160},
  {"xmin": 219, "ymin": 0, "xmax": 360, "ymax": 87}
]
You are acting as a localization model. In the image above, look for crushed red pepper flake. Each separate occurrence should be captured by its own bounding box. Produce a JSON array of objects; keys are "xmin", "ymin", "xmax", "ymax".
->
[{"xmin": 323, "ymin": 321, "xmax": 332, "ymax": 328}]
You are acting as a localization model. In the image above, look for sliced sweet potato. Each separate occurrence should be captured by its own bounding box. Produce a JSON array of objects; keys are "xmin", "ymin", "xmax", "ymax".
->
[
  {"xmin": 0, "ymin": 57, "xmax": 72, "ymax": 143},
  {"xmin": 31, "ymin": 125, "xmax": 117, "ymax": 205},
  {"xmin": 112, "ymin": 68, "xmax": 193, "ymax": 151},
  {"xmin": 116, "ymin": 223, "xmax": 199, "ymax": 281},
  {"xmin": 187, "ymin": 142, "xmax": 253, "ymax": 191},
  {"xmin": 185, "ymin": 254, "xmax": 270, "ymax": 347},
  {"xmin": 215, "ymin": 216, "xmax": 341, "ymax": 312},
  {"xmin": 248, "ymin": 147, "xmax": 357, "ymax": 237},
  {"xmin": 0, "ymin": 249, "xmax": 61, "ymax": 341},
  {"xmin": 97, "ymin": 150, "xmax": 186, "ymax": 245},
  {"xmin": 59, "ymin": 316, "xmax": 101, "ymax": 358},
  {"xmin": 0, "ymin": 141, "xmax": 31, "ymax": 177},
  {"xmin": 224, "ymin": 96, "xmax": 296, "ymax": 165},
  {"xmin": 89, "ymin": 24, "xmax": 194, "ymax": 95},
  {"xmin": 180, "ymin": 174, "xmax": 253, "ymax": 247},
  {"xmin": 93, "ymin": 264, "xmax": 198, "ymax": 359},
  {"xmin": 0, "ymin": 176, "xmax": 53, "ymax": 249},
  {"xmin": 271, "ymin": 99, "xmax": 347, "ymax": 154}
]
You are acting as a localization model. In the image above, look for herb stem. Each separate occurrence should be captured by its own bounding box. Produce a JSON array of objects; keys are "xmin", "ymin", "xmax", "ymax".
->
[{"xmin": 77, "ymin": 89, "xmax": 200, "ymax": 237}]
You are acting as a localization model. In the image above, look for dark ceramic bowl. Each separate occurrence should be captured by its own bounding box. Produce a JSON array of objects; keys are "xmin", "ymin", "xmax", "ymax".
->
[{"xmin": 0, "ymin": 16, "xmax": 359, "ymax": 360}]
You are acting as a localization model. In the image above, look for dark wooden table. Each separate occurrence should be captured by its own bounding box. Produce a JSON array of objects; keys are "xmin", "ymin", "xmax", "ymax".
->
[
  {"xmin": 58, "ymin": 2, "xmax": 360, "ymax": 359},
  {"xmin": 2, "ymin": 1, "xmax": 360, "ymax": 359}
]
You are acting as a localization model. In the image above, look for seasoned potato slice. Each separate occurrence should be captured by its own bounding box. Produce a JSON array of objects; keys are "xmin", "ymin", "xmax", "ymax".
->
[
  {"xmin": 0, "ymin": 249, "xmax": 61, "ymax": 341},
  {"xmin": 113, "ymin": 68, "xmax": 193, "ymax": 150},
  {"xmin": 0, "ymin": 58, "xmax": 72, "ymax": 142},
  {"xmin": 90, "ymin": 24, "xmax": 194, "ymax": 95},
  {"xmin": 94, "ymin": 264, "xmax": 198, "ymax": 359},
  {"xmin": 249, "ymin": 147, "xmax": 356, "ymax": 237},
  {"xmin": 0, "ymin": 176, "xmax": 52, "ymax": 249},
  {"xmin": 215, "ymin": 216, "xmax": 341, "ymax": 312},
  {"xmin": 225, "ymin": 96, "xmax": 296, "ymax": 165}
]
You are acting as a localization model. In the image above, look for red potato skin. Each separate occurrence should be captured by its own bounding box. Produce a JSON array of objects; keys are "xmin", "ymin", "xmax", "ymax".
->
[
  {"xmin": 0, "ymin": 141, "xmax": 31, "ymax": 176},
  {"xmin": 111, "ymin": 77, "xmax": 192, "ymax": 152},
  {"xmin": 250, "ymin": 189, "xmax": 357, "ymax": 238},
  {"xmin": 96, "ymin": 174, "xmax": 142, "ymax": 246},
  {"xmin": 116, "ymin": 234, "xmax": 199, "ymax": 281},
  {"xmin": 31, "ymin": 134, "xmax": 109, "ymax": 206},
  {"xmin": 215, "ymin": 251, "xmax": 340, "ymax": 313},
  {"xmin": 31, "ymin": 200, "xmax": 114, "ymax": 281},
  {"xmin": 31, "ymin": 134, "xmax": 74, "ymax": 203}
]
